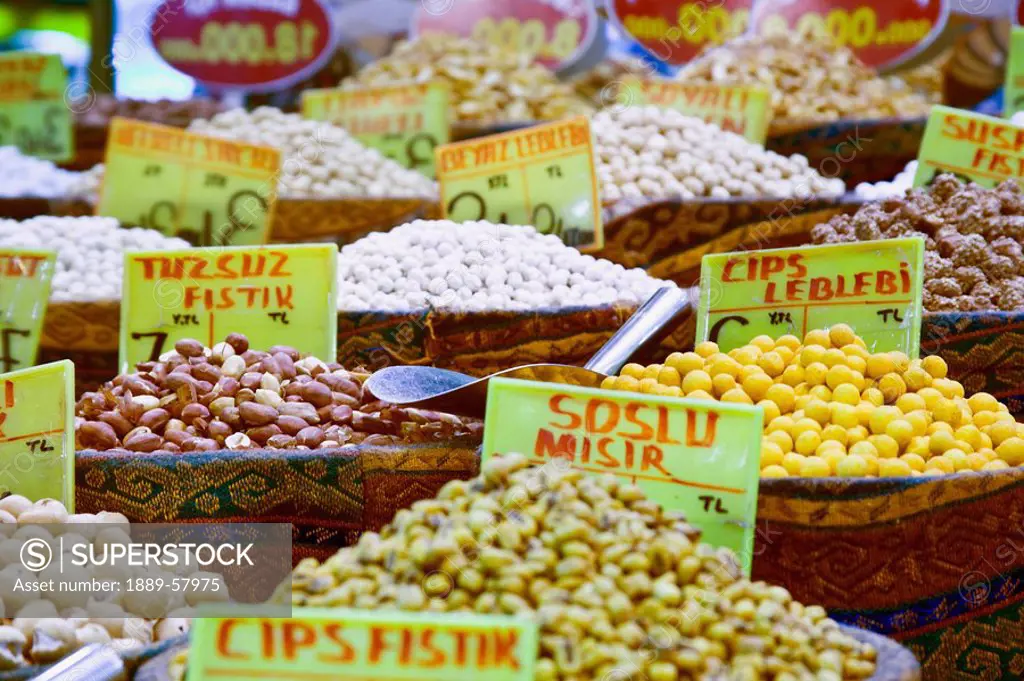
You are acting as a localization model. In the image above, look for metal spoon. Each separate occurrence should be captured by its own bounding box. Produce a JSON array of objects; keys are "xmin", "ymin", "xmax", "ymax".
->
[{"xmin": 364, "ymin": 287, "xmax": 692, "ymax": 417}]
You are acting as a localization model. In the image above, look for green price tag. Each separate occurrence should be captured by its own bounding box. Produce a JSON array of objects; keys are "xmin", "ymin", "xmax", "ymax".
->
[
  {"xmin": 696, "ymin": 238, "xmax": 925, "ymax": 356},
  {"xmin": 0, "ymin": 250, "xmax": 56, "ymax": 374},
  {"xmin": 189, "ymin": 608, "xmax": 539, "ymax": 681},
  {"xmin": 482, "ymin": 378, "xmax": 763, "ymax": 575},
  {"xmin": 1006, "ymin": 28, "xmax": 1024, "ymax": 118},
  {"xmin": 913, "ymin": 105, "xmax": 1024, "ymax": 188},
  {"xmin": 0, "ymin": 360, "xmax": 75, "ymax": 507},
  {"xmin": 0, "ymin": 52, "xmax": 73, "ymax": 162},
  {"xmin": 621, "ymin": 77, "xmax": 772, "ymax": 144},
  {"xmin": 436, "ymin": 116, "xmax": 603, "ymax": 251},
  {"xmin": 302, "ymin": 82, "xmax": 450, "ymax": 178},
  {"xmin": 97, "ymin": 117, "xmax": 281, "ymax": 246},
  {"xmin": 119, "ymin": 244, "xmax": 338, "ymax": 372}
]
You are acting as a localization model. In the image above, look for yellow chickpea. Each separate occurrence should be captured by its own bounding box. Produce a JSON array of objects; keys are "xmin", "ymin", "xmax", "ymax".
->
[
  {"xmin": 922, "ymin": 354, "xmax": 948, "ymax": 378},
  {"xmin": 641, "ymin": 364, "xmax": 662, "ymax": 381},
  {"xmin": 968, "ymin": 392, "xmax": 1000, "ymax": 414},
  {"xmin": 929, "ymin": 429, "xmax": 956, "ymax": 455},
  {"xmin": 695, "ymin": 341, "xmax": 719, "ymax": 358},
  {"xmin": 868, "ymin": 434, "xmax": 899, "ymax": 459},
  {"xmin": 712, "ymin": 373, "xmax": 737, "ymax": 398},
  {"xmin": 996, "ymin": 437, "xmax": 1024, "ymax": 466},
  {"xmin": 709, "ymin": 357, "xmax": 742, "ymax": 379},
  {"xmin": 803, "ymin": 329, "xmax": 832, "ymax": 348},
  {"xmin": 822, "ymin": 348, "xmax": 848, "ymax": 368},
  {"xmin": 926, "ymin": 456, "xmax": 954, "ymax": 474},
  {"xmin": 865, "ymin": 353, "xmax": 896, "ymax": 378},
  {"xmin": 757, "ymin": 351, "xmax": 786, "ymax": 378},
  {"xmin": 966, "ymin": 452, "xmax": 988, "ymax": 471},
  {"xmin": 767, "ymin": 430, "xmax": 794, "ymax": 453},
  {"xmin": 878, "ymin": 458, "xmax": 913, "ymax": 477},
  {"xmin": 885, "ymin": 420, "xmax": 915, "ymax": 448},
  {"xmin": 721, "ymin": 388, "xmax": 754, "ymax": 405},
  {"xmin": 944, "ymin": 449, "xmax": 970, "ymax": 471},
  {"xmin": 861, "ymin": 387, "xmax": 884, "ymax": 407},
  {"xmin": 878, "ymin": 374, "xmax": 907, "ymax": 404},
  {"xmin": 764, "ymin": 383, "xmax": 796, "ymax": 414},
  {"xmin": 803, "ymin": 399, "xmax": 831, "ymax": 425},
  {"xmin": 831, "ymin": 383, "xmax": 860, "ymax": 406},
  {"xmin": 795, "ymin": 430, "xmax": 822, "ymax": 456},
  {"xmin": 803, "ymin": 362, "xmax": 828, "ymax": 387},
  {"xmin": 896, "ymin": 393, "xmax": 926, "ymax": 414},
  {"xmin": 620, "ymin": 363, "xmax": 646, "ymax": 379},
  {"xmin": 954, "ymin": 425, "xmax": 983, "ymax": 450},
  {"xmin": 830, "ymin": 403, "xmax": 859, "ymax": 429},
  {"xmin": 900, "ymin": 453, "xmax": 926, "ymax": 472},
  {"xmin": 782, "ymin": 452, "xmax": 807, "ymax": 475},
  {"xmin": 821, "ymin": 424, "xmax": 848, "ymax": 445},
  {"xmin": 681, "ymin": 370, "xmax": 713, "ymax": 394},
  {"xmin": 800, "ymin": 456, "xmax": 832, "ymax": 477},
  {"xmin": 836, "ymin": 454, "xmax": 870, "ymax": 477},
  {"xmin": 686, "ymin": 389, "xmax": 715, "ymax": 401},
  {"xmin": 846, "ymin": 356, "xmax": 868, "ymax": 377},
  {"xmin": 750, "ymin": 335, "xmax": 776, "ymax": 352},
  {"xmin": 775, "ymin": 334, "xmax": 801, "ymax": 350},
  {"xmin": 639, "ymin": 378, "xmax": 660, "ymax": 394},
  {"xmin": 762, "ymin": 464, "xmax": 789, "ymax": 478},
  {"xmin": 933, "ymin": 378, "xmax": 964, "ymax": 399},
  {"xmin": 767, "ymin": 415, "xmax": 795, "ymax": 434},
  {"xmin": 855, "ymin": 402, "xmax": 876, "ymax": 428},
  {"xmin": 780, "ymin": 364, "xmax": 805, "ymax": 387},
  {"xmin": 666, "ymin": 351, "xmax": 704, "ymax": 375},
  {"xmin": 741, "ymin": 373, "xmax": 773, "ymax": 402},
  {"xmin": 868, "ymin": 405, "xmax": 901, "ymax": 435},
  {"xmin": 932, "ymin": 398, "xmax": 962, "ymax": 427},
  {"xmin": 983, "ymin": 460, "xmax": 1011, "ymax": 472},
  {"xmin": 904, "ymin": 436, "xmax": 930, "ymax": 457},
  {"xmin": 840, "ymin": 343, "xmax": 870, "ymax": 360},
  {"xmin": 757, "ymin": 399, "xmax": 782, "ymax": 424},
  {"xmin": 986, "ymin": 420, "xmax": 1017, "ymax": 447},
  {"xmin": 799, "ymin": 346, "xmax": 827, "ymax": 369},
  {"xmin": 774, "ymin": 346, "xmax": 795, "ymax": 365},
  {"xmin": 820, "ymin": 448, "xmax": 847, "ymax": 473},
  {"xmin": 761, "ymin": 441, "xmax": 785, "ymax": 467},
  {"xmin": 847, "ymin": 425, "xmax": 869, "ymax": 444},
  {"xmin": 889, "ymin": 351, "xmax": 910, "ymax": 373},
  {"xmin": 904, "ymin": 411, "xmax": 931, "ymax": 437},
  {"xmin": 849, "ymin": 440, "xmax": 878, "ymax": 459},
  {"xmin": 657, "ymin": 366, "xmax": 682, "ymax": 388},
  {"xmin": 903, "ymin": 366, "xmax": 932, "ymax": 391}
]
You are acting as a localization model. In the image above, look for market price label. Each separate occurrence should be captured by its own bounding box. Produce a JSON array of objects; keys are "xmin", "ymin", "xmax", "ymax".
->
[
  {"xmin": 119, "ymin": 244, "xmax": 337, "ymax": 372},
  {"xmin": 913, "ymin": 106, "xmax": 1024, "ymax": 188},
  {"xmin": 607, "ymin": 0, "xmax": 753, "ymax": 66},
  {"xmin": 1006, "ymin": 28, "xmax": 1024, "ymax": 117},
  {"xmin": 97, "ymin": 117, "xmax": 281, "ymax": 246},
  {"xmin": 149, "ymin": 0, "xmax": 337, "ymax": 92},
  {"xmin": 620, "ymin": 77, "xmax": 771, "ymax": 143},
  {"xmin": 748, "ymin": 0, "xmax": 949, "ymax": 70},
  {"xmin": 0, "ymin": 250, "xmax": 56, "ymax": 374},
  {"xmin": 302, "ymin": 82, "xmax": 450, "ymax": 178},
  {"xmin": 696, "ymin": 238, "xmax": 925, "ymax": 356},
  {"xmin": 0, "ymin": 361, "xmax": 75, "ymax": 507},
  {"xmin": 411, "ymin": 0, "xmax": 598, "ymax": 71},
  {"xmin": 0, "ymin": 52, "xmax": 73, "ymax": 162},
  {"xmin": 482, "ymin": 378, "xmax": 763, "ymax": 574},
  {"xmin": 437, "ymin": 117, "xmax": 603, "ymax": 250},
  {"xmin": 188, "ymin": 609, "xmax": 539, "ymax": 681}
]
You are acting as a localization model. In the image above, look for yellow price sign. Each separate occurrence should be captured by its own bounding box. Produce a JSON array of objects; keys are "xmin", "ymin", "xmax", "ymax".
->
[
  {"xmin": 0, "ymin": 250, "xmax": 56, "ymax": 374},
  {"xmin": 696, "ymin": 238, "xmax": 925, "ymax": 355},
  {"xmin": 119, "ymin": 244, "xmax": 338, "ymax": 372},
  {"xmin": 436, "ymin": 117, "xmax": 603, "ymax": 250},
  {"xmin": 914, "ymin": 105, "xmax": 1024, "ymax": 189},
  {"xmin": 1006, "ymin": 28, "xmax": 1024, "ymax": 118},
  {"xmin": 0, "ymin": 52, "xmax": 73, "ymax": 162},
  {"xmin": 97, "ymin": 117, "xmax": 281, "ymax": 246},
  {"xmin": 302, "ymin": 82, "xmax": 450, "ymax": 178},
  {"xmin": 0, "ymin": 361, "xmax": 75, "ymax": 507},
  {"xmin": 189, "ymin": 609, "xmax": 539, "ymax": 681}
]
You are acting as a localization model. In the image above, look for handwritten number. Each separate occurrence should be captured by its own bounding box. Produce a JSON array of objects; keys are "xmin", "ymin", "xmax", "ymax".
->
[
  {"xmin": 131, "ymin": 331, "xmax": 169, "ymax": 362},
  {"xmin": 0, "ymin": 328, "xmax": 30, "ymax": 373}
]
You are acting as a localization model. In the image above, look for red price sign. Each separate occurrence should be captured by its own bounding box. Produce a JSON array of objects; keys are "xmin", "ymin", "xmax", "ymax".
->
[
  {"xmin": 749, "ymin": 0, "xmax": 949, "ymax": 69},
  {"xmin": 412, "ymin": 0, "xmax": 598, "ymax": 71},
  {"xmin": 149, "ymin": 0, "xmax": 337, "ymax": 92},
  {"xmin": 607, "ymin": 0, "xmax": 754, "ymax": 66}
]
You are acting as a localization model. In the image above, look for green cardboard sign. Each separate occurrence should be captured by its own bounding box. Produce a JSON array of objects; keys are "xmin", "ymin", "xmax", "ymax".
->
[
  {"xmin": 621, "ymin": 77, "xmax": 772, "ymax": 143},
  {"xmin": 119, "ymin": 244, "xmax": 338, "ymax": 372},
  {"xmin": 302, "ymin": 82, "xmax": 450, "ymax": 178},
  {"xmin": 697, "ymin": 238, "xmax": 924, "ymax": 356},
  {"xmin": 436, "ymin": 116, "xmax": 603, "ymax": 251},
  {"xmin": 0, "ymin": 360, "xmax": 75, "ymax": 507},
  {"xmin": 188, "ymin": 608, "xmax": 539, "ymax": 681},
  {"xmin": 482, "ymin": 378, "xmax": 763, "ymax": 574},
  {"xmin": 97, "ymin": 117, "xmax": 281, "ymax": 246},
  {"xmin": 0, "ymin": 52, "xmax": 73, "ymax": 162},
  {"xmin": 0, "ymin": 250, "xmax": 56, "ymax": 373},
  {"xmin": 913, "ymin": 105, "xmax": 1024, "ymax": 188},
  {"xmin": 1007, "ymin": 28, "xmax": 1024, "ymax": 118}
]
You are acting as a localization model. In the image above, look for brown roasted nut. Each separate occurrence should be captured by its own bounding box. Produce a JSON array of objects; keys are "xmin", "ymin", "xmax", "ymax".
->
[
  {"xmin": 78, "ymin": 421, "xmax": 119, "ymax": 450},
  {"xmin": 239, "ymin": 402, "xmax": 278, "ymax": 426},
  {"xmin": 174, "ymin": 339, "xmax": 205, "ymax": 358},
  {"xmin": 123, "ymin": 430, "xmax": 162, "ymax": 453},
  {"xmin": 225, "ymin": 332, "xmax": 249, "ymax": 354},
  {"xmin": 138, "ymin": 408, "xmax": 171, "ymax": 432},
  {"xmin": 296, "ymin": 426, "xmax": 325, "ymax": 448}
]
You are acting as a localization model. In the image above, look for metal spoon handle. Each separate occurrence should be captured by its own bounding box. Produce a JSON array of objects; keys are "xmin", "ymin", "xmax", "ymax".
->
[{"xmin": 585, "ymin": 287, "xmax": 692, "ymax": 376}]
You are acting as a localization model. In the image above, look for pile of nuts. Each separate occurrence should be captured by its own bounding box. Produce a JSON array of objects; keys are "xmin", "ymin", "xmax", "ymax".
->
[
  {"xmin": 292, "ymin": 453, "xmax": 879, "ymax": 679},
  {"xmin": 600, "ymin": 324, "xmax": 1024, "ymax": 478},
  {"xmin": 676, "ymin": 32, "xmax": 933, "ymax": 123},
  {"xmin": 72, "ymin": 95, "xmax": 225, "ymax": 128},
  {"xmin": 593, "ymin": 107, "xmax": 846, "ymax": 202},
  {"xmin": 0, "ymin": 216, "xmax": 190, "ymax": 301},
  {"xmin": 75, "ymin": 334, "xmax": 480, "ymax": 454},
  {"xmin": 335, "ymin": 220, "xmax": 670, "ymax": 311},
  {"xmin": 812, "ymin": 174, "xmax": 1024, "ymax": 311},
  {"xmin": 341, "ymin": 33, "xmax": 592, "ymax": 123},
  {"xmin": 853, "ymin": 161, "xmax": 917, "ymax": 200},
  {"xmin": 0, "ymin": 496, "xmax": 190, "ymax": 671},
  {"xmin": 0, "ymin": 147, "xmax": 84, "ymax": 199}
]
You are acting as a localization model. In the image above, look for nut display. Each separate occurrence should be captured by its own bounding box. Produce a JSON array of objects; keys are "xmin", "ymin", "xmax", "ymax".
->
[
  {"xmin": 0, "ymin": 147, "xmax": 84, "ymax": 199},
  {"xmin": 600, "ymin": 324, "xmax": 1023, "ymax": 478},
  {"xmin": 812, "ymin": 174, "xmax": 1024, "ymax": 312},
  {"xmin": 593, "ymin": 107, "xmax": 846, "ymax": 202},
  {"xmin": 675, "ymin": 32, "xmax": 933, "ymax": 124},
  {"xmin": 0, "ymin": 216, "xmax": 190, "ymax": 301},
  {"xmin": 75, "ymin": 334, "xmax": 481, "ymax": 453},
  {"xmin": 291, "ymin": 452, "xmax": 878, "ymax": 679},
  {"xmin": 341, "ymin": 33, "xmax": 592, "ymax": 124},
  {"xmin": 72, "ymin": 95, "xmax": 225, "ymax": 128},
  {"xmin": 335, "ymin": 220, "xmax": 671, "ymax": 311},
  {"xmin": 853, "ymin": 161, "xmax": 917, "ymax": 200}
]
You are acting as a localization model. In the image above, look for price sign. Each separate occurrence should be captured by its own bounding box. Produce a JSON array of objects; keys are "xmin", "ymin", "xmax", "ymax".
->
[
  {"xmin": 607, "ymin": 0, "xmax": 753, "ymax": 66},
  {"xmin": 0, "ymin": 250, "xmax": 56, "ymax": 375},
  {"xmin": 119, "ymin": 244, "xmax": 337, "ymax": 372},
  {"xmin": 482, "ymin": 378, "xmax": 763, "ymax": 574},
  {"xmin": 749, "ymin": 0, "xmax": 949, "ymax": 70},
  {"xmin": 696, "ymin": 238, "xmax": 925, "ymax": 355},
  {"xmin": 0, "ymin": 361, "xmax": 75, "ymax": 507},
  {"xmin": 302, "ymin": 82, "xmax": 450, "ymax": 178},
  {"xmin": 1006, "ymin": 28, "xmax": 1024, "ymax": 118},
  {"xmin": 620, "ymin": 77, "xmax": 771, "ymax": 143},
  {"xmin": 97, "ymin": 117, "xmax": 281, "ymax": 246},
  {"xmin": 0, "ymin": 52, "xmax": 72, "ymax": 161},
  {"xmin": 149, "ymin": 0, "xmax": 337, "ymax": 92},
  {"xmin": 913, "ymin": 106, "xmax": 1024, "ymax": 189},
  {"xmin": 436, "ymin": 117, "xmax": 603, "ymax": 250},
  {"xmin": 189, "ymin": 609, "xmax": 539, "ymax": 681},
  {"xmin": 411, "ymin": 0, "xmax": 598, "ymax": 71}
]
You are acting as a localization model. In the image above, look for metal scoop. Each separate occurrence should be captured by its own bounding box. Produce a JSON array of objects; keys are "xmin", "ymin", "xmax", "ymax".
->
[{"xmin": 364, "ymin": 287, "xmax": 692, "ymax": 418}]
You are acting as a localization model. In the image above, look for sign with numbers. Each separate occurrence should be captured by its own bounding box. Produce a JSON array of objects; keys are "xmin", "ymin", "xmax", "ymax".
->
[
  {"xmin": 607, "ymin": 0, "xmax": 753, "ymax": 66},
  {"xmin": 0, "ymin": 52, "xmax": 73, "ymax": 161},
  {"xmin": 914, "ymin": 105, "xmax": 1024, "ymax": 189},
  {"xmin": 119, "ymin": 244, "xmax": 338, "ymax": 372},
  {"xmin": 0, "ymin": 361, "xmax": 75, "ymax": 507},
  {"xmin": 436, "ymin": 116, "xmax": 603, "ymax": 250},
  {"xmin": 696, "ymin": 238, "xmax": 925, "ymax": 355},
  {"xmin": 482, "ymin": 378, "xmax": 763, "ymax": 574},
  {"xmin": 302, "ymin": 82, "xmax": 450, "ymax": 178},
  {"xmin": 0, "ymin": 250, "xmax": 56, "ymax": 375},
  {"xmin": 97, "ymin": 117, "xmax": 281, "ymax": 246}
]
